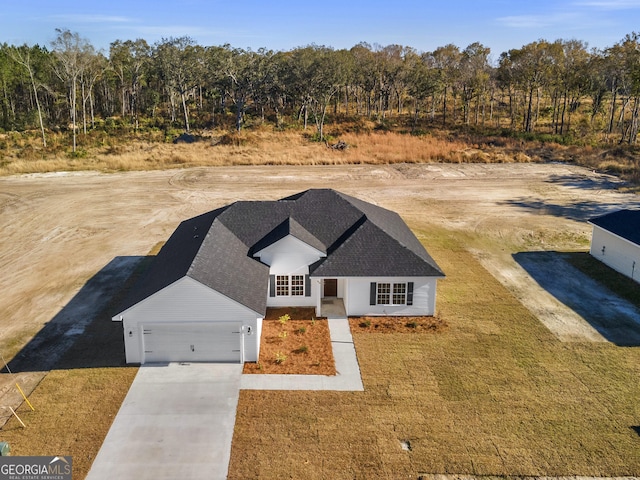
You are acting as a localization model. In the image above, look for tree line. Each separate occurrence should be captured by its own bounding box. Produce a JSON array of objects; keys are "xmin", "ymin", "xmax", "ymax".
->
[{"xmin": 2, "ymin": 29, "xmax": 640, "ymax": 151}]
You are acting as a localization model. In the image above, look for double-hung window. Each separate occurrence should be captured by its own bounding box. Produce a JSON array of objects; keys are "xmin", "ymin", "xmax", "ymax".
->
[
  {"xmin": 276, "ymin": 275, "xmax": 289, "ymax": 296},
  {"xmin": 272, "ymin": 274, "xmax": 307, "ymax": 297},
  {"xmin": 291, "ymin": 275, "xmax": 304, "ymax": 296},
  {"xmin": 392, "ymin": 283, "xmax": 406, "ymax": 305},
  {"xmin": 376, "ymin": 283, "xmax": 391, "ymax": 304},
  {"xmin": 370, "ymin": 282, "xmax": 414, "ymax": 306}
]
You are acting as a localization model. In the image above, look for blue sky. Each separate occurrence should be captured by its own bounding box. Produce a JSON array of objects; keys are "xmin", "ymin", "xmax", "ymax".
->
[{"xmin": 1, "ymin": 0, "xmax": 639, "ymax": 60}]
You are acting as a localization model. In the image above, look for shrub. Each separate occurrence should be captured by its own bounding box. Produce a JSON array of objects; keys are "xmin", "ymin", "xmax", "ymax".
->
[
  {"xmin": 278, "ymin": 314, "xmax": 290, "ymax": 324},
  {"xmin": 296, "ymin": 327, "xmax": 306, "ymax": 335},
  {"xmin": 293, "ymin": 345, "xmax": 309, "ymax": 354},
  {"xmin": 274, "ymin": 352, "xmax": 287, "ymax": 364},
  {"xmin": 359, "ymin": 320, "xmax": 371, "ymax": 328},
  {"xmin": 406, "ymin": 321, "xmax": 418, "ymax": 329}
]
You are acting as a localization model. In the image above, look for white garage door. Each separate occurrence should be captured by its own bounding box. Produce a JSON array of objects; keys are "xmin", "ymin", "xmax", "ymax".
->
[{"xmin": 142, "ymin": 322, "xmax": 242, "ymax": 364}]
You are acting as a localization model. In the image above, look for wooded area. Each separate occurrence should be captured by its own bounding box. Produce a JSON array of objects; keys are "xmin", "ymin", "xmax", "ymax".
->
[{"xmin": 2, "ymin": 29, "xmax": 640, "ymax": 151}]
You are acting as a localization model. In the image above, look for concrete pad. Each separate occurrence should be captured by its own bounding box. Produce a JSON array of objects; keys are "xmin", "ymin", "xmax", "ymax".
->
[{"xmin": 86, "ymin": 363, "xmax": 242, "ymax": 480}]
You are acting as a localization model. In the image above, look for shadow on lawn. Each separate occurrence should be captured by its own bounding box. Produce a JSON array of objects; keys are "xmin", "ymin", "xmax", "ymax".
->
[
  {"xmin": 3, "ymin": 256, "xmax": 146, "ymax": 373},
  {"xmin": 499, "ymin": 173, "xmax": 638, "ymax": 222},
  {"xmin": 513, "ymin": 251, "xmax": 640, "ymax": 346}
]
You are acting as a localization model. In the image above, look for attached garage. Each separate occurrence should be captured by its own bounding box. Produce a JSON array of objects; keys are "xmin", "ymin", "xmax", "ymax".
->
[
  {"xmin": 114, "ymin": 272, "xmax": 264, "ymax": 365},
  {"xmin": 589, "ymin": 209, "xmax": 640, "ymax": 284},
  {"xmin": 141, "ymin": 322, "xmax": 242, "ymax": 363}
]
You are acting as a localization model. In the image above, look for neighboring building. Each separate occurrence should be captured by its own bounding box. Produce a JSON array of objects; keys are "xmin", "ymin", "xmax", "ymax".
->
[
  {"xmin": 113, "ymin": 189, "xmax": 445, "ymax": 364},
  {"xmin": 588, "ymin": 209, "xmax": 640, "ymax": 283}
]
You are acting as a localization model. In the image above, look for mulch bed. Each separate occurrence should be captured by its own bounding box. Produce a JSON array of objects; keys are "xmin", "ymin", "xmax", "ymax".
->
[
  {"xmin": 243, "ymin": 308, "xmax": 336, "ymax": 375},
  {"xmin": 349, "ymin": 315, "xmax": 448, "ymax": 333},
  {"xmin": 243, "ymin": 308, "xmax": 448, "ymax": 375}
]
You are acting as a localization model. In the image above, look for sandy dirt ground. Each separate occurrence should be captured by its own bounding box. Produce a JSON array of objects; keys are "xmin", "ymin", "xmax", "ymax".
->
[{"xmin": 1, "ymin": 162, "xmax": 639, "ymax": 422}]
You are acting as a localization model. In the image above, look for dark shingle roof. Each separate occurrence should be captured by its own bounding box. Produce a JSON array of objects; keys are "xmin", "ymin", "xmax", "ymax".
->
[
  {"xmin": 189, "ymin": 219, "xmax": 269, "ymax": 313},
  {"xmin": 250, "ymin": 217, "xmax": 326, "ymax": 255},
  {"xmin": 310, "ymin": 220, "xmax": 443, "ymax": 277},
  {"xmin": 116, "ymin": 189, "xmax": 444, "ymax": 317},
  {"xmin": 589, "ymin": 209, "xmax": 640, "ymax": 246},
  {"xmin": 115, "ymin": 206, "xmax": 226, "ymax": 315}
]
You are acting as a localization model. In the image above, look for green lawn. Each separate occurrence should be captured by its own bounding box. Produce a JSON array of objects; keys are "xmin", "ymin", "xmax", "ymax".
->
[{"xmin": 229, "ymin": 229, "xmax": 640, "ymax": 478}]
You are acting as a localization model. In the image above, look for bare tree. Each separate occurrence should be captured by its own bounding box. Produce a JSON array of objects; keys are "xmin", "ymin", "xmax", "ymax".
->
[
  {"xmin": 154, "ymin": 37, "xmax": 203, "ymax": 132},
  {"xmin": 10, "ymin": 45, "xmax": 47, "ymax": 146},
  {"xmin": 51, "ymin": 29, "xmax": 94, "ymax": 152}
]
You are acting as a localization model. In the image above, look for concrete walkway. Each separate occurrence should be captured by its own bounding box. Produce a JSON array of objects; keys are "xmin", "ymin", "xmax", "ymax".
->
[
  {"xmin": 86, "ymin": 317, "xmax": 362, "ymax": 480},
  {"xmin": 85, "ymin": 363, "xmax": 242, "ymax": 480}
]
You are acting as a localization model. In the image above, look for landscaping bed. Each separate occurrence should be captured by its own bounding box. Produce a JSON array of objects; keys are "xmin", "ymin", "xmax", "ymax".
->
[
  {"xmin": 349, "ymin": 315, "xmax": 448, "ymax": 333},
  {"xmin": 242, "ymin": 308, "xmax": 336, "ymax": 375}
]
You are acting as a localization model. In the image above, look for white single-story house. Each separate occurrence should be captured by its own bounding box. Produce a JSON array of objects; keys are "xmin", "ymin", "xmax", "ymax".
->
[
  {"xmin": 588, "ymin": 209, "xmax": 640, "ymax": 283},
  {"xmin": 113, "ymin": 189, "xmax": 445, "ymax": 364}
]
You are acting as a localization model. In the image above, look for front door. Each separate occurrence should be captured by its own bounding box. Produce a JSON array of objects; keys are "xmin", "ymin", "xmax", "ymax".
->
[{"xmin": 324, "ymin": 279, "xmax": 338, "ymax": 297}]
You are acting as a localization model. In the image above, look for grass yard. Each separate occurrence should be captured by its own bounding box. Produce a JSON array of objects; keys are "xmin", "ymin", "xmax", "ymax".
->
[
  {"xmin": 0, "ymin": 368, "xmax": 136, "ymax": 479},
  {"xmin": 228, "ymin": 228, "xmax": 640, "ymax": 478}
]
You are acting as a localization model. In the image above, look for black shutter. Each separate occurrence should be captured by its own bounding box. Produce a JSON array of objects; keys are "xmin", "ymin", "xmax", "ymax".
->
[
  {"xmin": 407, "ymin": 282, "xmax": 414, "ymax": 306},
  {"xmin": 269, "ymin": 275, "xmax": 276, "ymax": 297},
  {"xmin": 305, "ymin": 275, "xmax": 311, "ymax": 297},
  {"xmin": 370, "ymin": 282, "xmax": 377, "ymax": 305}
]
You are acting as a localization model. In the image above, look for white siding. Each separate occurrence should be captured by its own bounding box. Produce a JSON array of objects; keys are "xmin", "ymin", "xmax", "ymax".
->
[
  {"xmin": 344, "ymin": 277, "xmax": 438, "ymax": 316},
  {"xmin": 254, "ymin": 235, "xmax": 325, "ymax": 274},
  {"xmin": 260, "ymin": 236, "xmax": 324, "ymax": 308},
  {"xmin": 590, "ymin": 226, "xmax": 640, "ymax": 283},
  {"xmin": 119, "ymin": 277, "xmax": 261, "ymax": 363}
]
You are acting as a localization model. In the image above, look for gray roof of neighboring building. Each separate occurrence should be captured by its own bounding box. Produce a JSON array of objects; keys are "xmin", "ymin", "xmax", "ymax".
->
[
  {"xmin": 115, "ymin": 189, "xmax": 445, "ymax": 317},
  {"xmin": 589, "ymin": 209, "xmax": 640, "ymax": 246}
]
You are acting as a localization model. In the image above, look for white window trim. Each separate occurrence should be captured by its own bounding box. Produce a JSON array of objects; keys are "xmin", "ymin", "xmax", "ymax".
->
[
  {"xmin": 275, "ymin": 274, "xmax": 305, "ymax": 297},
  {"xmin": 291, "ymin": 275, "xmax": 304, "ymax": 296},
  {"xmin": 276, "ymin": 275, "xmax": 289, "ymax": 296},
  {"xmin": 376, "ymin": 282, "xmax": 407, "ymax": 306}
]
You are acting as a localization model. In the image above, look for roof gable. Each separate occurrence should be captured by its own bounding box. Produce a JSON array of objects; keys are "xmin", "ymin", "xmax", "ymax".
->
[
  {"xmin": 250, "ymin": 216, "xmax": 326, "ymax": 255},
  {"xmin": 589, "ymin": 209, "xmax": 640, "ymax": 246}
]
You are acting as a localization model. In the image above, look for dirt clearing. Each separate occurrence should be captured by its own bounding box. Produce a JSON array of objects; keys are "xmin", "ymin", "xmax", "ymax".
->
[
  {"xmin": 1, "ymin": 163, "xmax": 638, "ymax": 375},
  {"xmin": 0, "ymin": 162, "xmax": 639, "ymax": 476},
  {"xmin": 2, "ymin": 164, "xmax": 636, "ymax": 366}
]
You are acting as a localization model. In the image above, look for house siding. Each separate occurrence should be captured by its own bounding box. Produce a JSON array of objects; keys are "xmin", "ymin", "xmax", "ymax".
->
[
  {"xmin": 343, "ymin": 277, "xmax": 438, "ymax": 316},
  {"xmin": 590, "ymin": 225, "xmax": 640, "ymax": 283},
  {"xmin": 118, "ymin": 277, "xmax": 262, "ymax": 363}
]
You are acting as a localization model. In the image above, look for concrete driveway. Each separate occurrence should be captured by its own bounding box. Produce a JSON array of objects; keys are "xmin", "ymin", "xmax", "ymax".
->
[
  {"xmin": 85, "ymin": 363, "xmax": 242, "ymax": 480},
  {"xmin": 86, "ymin": 318, "xmax": 363, "ymax": 480}
]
